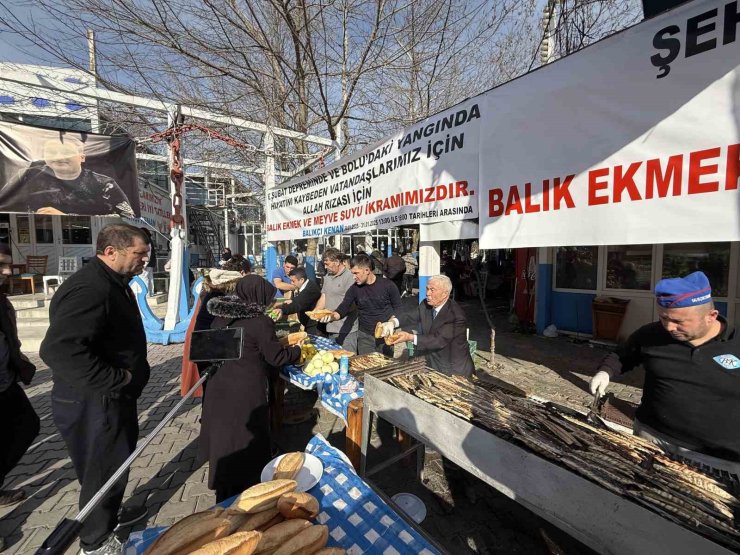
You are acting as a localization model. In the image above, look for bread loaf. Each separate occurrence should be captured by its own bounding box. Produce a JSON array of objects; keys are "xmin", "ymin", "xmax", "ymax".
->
[
  {"xmin": 189, "ymin": 531, "xmax": 262, "ymax": 555},
  {"xmin": 279, "ymin": 332, "xmax": 307, "ymax": 347},
  {"xmin": 272, "ymin": 452, "xmax": 305, "ymax": 481},
  {"xmin": 374, "ymin": 321, "xmax": 384, "ymax": 338},
  {"xmin": 144, "ymin": 507, "xmax": 229, "ymax": 555},
  {"xmin": 232, "ymin": 480, "xmax": 297, "ymax": 513},
  {"xmin": 272, "ymin": 525, "xmax": 329, "ymax": 555},
  {"xmin": 277, "ymin": 492, "xmax": 320, "ymax": 520},
  {"xmin": 313, "ymin": 549, "xmax": 347, "ymax": 555},
  {"xmin": 254, "ymin": 519, "xmax": 312, "ymax": 554},
  {"xmin": 256, "ymin": 513, "xmax": 285, "ymax": 531},
  {"xmin": 237, "ymin": 507, "xmax": 280, "ymax": 532},
  {"xmin": 145, "ymin": 515, "xmax": 232, "ymax": 555},
  {"xmin": 305, "ymin": 309, "xmax": 335, "ymax": 321},
  {"xmin": 383, "ymin": 332, "xmax": 401, "ymax": 346},
  {"xmin": 223, "ymin": 508, "xmax": 252, "ymax": 534}
]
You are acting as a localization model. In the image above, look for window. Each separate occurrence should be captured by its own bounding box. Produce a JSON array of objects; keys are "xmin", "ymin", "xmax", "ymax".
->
[
  {"xmin": 555, "ymin": 246, "xmax": 598, "ymax": 290},
  {"xmin": 662, "ymin": 242, "xmax": 730, "ymax": 297},
  {"xmin": 606, "ymin": 245, "xmax": 652, "ymax": 290},
  {"xmin": 61, "ymin": 216, "xmax": 91, "ymax": 244},
  {"xmin": 34, "ymin": 215, "xmax": 54, "ymax": 244},
  {"xmin": 16, "ymin": 216, "xmax": 30, "ymax": 244}
]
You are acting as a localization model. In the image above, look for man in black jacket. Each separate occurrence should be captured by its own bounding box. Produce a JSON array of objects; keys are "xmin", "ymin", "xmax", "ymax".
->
[
  {"xmin": 389, "ymin": 274, "xmax": 474, "ymax": 377},
  {"xmin": 0, "ymin": 244, "xmax": 40, "ymax": 551},
  {"xmin": 40, "ymin": 224, "xmax": 151, "ymax": 555},
  {"xmin": 277, "ymin": 267, "xmax": 321, "ymax": 333}
]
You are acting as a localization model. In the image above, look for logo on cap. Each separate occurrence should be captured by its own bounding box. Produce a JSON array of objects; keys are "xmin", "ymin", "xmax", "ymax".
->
[{"xmin": 713, "ymin": 354, "xmax": 740, "ymax": 370}]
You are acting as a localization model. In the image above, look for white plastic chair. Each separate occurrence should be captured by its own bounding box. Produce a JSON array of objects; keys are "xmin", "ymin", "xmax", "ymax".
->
[{"xmin": 43, "ymin": 257, "xmax": 81, "ymax": 296}]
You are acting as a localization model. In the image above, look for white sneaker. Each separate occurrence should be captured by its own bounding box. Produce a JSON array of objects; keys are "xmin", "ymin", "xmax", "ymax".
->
[{"xmin": 79, "ymin": 534, "xmax": 123, "ymax": 555}]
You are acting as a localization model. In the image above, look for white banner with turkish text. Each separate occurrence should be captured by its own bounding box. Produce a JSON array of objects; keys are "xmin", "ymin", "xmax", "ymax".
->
[
  {"xmin": 478, "ymin": 0, "xmax": 740, "ymax": 248},
  {"xmin": 266, "ymin": 98, "xmax": 481, "ymax": 240}
]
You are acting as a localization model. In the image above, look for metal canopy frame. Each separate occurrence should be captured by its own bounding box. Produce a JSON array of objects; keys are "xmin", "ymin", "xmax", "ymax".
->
[{"xmin": 0, "ymin": 68, "xmax": 334, "ymax": 340}]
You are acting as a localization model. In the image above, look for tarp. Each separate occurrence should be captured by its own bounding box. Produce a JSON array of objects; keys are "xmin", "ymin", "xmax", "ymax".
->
[{"xmin": 0, "ymin": 120, "xmax": 140, "ymax": 217}]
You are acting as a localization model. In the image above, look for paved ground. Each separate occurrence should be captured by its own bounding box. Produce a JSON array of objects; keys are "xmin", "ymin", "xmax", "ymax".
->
[{"xmin": 0, "ymin": 297, "xmax": 645, "ymax": 554}]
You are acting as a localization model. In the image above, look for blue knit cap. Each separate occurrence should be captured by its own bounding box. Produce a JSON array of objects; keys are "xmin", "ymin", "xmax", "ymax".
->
[{"xmin": 655, "ymin": 271, "xmax": 712, "ymax": 308}]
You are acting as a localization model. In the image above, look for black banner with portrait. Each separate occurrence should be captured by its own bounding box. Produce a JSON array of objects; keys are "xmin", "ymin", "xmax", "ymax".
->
[{"xmin": 0, "ymin": 120, "xmax": 141, "ymax": 217}]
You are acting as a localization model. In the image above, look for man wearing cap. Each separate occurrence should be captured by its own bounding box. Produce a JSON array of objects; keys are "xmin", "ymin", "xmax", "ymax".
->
[{"xmin": 590, "ymin": 271, "xmax": 740, "ymax": 471}]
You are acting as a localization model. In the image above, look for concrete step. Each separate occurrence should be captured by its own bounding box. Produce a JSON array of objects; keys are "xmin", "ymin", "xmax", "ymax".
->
[
  {"xmin": 8, "ymin": 296, "xmax": 46, "ymax": 310},
  {"xmin": 15, "ymin": 306, "xmax": 51, "ymax": 319},
  {"xmin": 147, "ymin": 293, "xmax": 168, "ymax": 306},
  {"xmin": 18, "ymin": 325, "xmax": 48, "ymax": 352},
  {"xmin": 16, "ymin": 318, "xmax": 50, "ymax": 328},
  {"xmin": 19, "ymin": 336, "xmax": 44, "ymax": 352}
]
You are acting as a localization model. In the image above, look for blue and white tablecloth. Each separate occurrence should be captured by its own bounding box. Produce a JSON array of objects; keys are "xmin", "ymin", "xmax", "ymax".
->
[
  {"xmin": 280, "ymin": 335, "xmax": 364, "ymax": 422},
  {"xmin": 124, "ymin": 435, "xmax": 440, "ymax": 555}
]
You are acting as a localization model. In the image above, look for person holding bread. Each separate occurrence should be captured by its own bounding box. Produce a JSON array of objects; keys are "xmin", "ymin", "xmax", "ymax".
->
[
  {"xmin": 320, "ymin": 253, "xmax": 401, "ymax": 356},
  {"xmin": 388, "ymin": 274, "xmax": 474, "ymax": 377},
  {"xmin": 200, "ymin": 275, "xmax": 301, "ymax": 501}
]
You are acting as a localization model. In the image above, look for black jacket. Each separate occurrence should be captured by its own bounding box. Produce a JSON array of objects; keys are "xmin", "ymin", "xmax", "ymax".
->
[
  {"xmin": 280, "ymin": 280, "xmax": 321, "ymax": 330},
  {"xmin": 40, "ymin": 257, "xmax": 150, "ymax": 399},
  {"xmin": 200, "ymin": 295, "xmax": 300, "ymax": 495},
  {"xmin": 402, "ymin": 299, "xmax": 474, "ymax": 377}
]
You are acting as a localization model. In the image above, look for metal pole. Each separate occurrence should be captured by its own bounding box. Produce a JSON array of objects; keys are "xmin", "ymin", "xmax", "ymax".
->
[
  {"xmin": 164, "ymin": 105, "xmax": 185, "ymax": 331},
  {"xmin": 34, "ymin": 367, "xmax": 215, "ymax": 555}
]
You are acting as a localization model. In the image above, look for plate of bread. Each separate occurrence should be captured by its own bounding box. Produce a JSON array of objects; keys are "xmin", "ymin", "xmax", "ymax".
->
[{"xmin": 260, "ymin": 451, "xmax": 323, "ymax": 493}]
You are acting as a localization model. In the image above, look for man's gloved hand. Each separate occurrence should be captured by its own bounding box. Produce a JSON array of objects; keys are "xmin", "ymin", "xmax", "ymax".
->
[
  {"xmin": 379, "ymin": 320, "xmax": 396, "ymax": 338},
  {"xmin": 590, "ymin": 370, "xmax": 610, "ymax": 396}
]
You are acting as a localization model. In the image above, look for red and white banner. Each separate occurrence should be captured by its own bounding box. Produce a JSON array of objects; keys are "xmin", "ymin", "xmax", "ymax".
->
[
  {"xmin": 266, "ymin": 98, "xmax": 481, "ymax": 240},
  {"xmin": 478, "ymin": 0, "xmax": 740, "ymax": 248}
]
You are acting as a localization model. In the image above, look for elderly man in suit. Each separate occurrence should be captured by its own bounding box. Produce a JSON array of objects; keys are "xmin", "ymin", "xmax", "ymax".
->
[{"xmin": 387, "ymin": 274, "xmax": 474, "ymax": 377}]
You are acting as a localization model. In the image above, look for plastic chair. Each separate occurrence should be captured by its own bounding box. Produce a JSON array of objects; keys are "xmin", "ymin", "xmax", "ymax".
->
[{"xmin": 43, "ymin": 256, "xmax": 80, "ymax": 296}]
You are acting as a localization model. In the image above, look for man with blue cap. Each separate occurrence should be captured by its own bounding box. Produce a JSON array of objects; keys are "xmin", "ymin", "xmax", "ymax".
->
[{"xmin": 590, "ymin": 271, "xmax": 740, "ymax": 472}]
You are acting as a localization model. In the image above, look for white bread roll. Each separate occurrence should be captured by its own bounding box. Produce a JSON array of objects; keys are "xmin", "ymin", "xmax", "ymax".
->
[{"xmin": 232, "ymin": 480, "xmax": 298, "ymax": 513}]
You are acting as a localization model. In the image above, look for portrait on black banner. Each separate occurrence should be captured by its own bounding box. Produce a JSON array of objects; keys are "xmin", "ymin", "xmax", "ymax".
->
[{"xmin": 0, "ymin": 120, "xmax": 140, "ymax": 217}]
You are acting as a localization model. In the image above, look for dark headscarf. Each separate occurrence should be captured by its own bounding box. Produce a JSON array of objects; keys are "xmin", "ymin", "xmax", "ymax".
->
[{"xmin": 236, "ymin": 274, "xmax": 276, "ymax": 308}]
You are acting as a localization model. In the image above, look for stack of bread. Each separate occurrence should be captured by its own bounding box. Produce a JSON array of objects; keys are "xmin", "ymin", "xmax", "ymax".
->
[{"xmin": 145, "ymin": 453, "xmax": 343, "ymax": 555}]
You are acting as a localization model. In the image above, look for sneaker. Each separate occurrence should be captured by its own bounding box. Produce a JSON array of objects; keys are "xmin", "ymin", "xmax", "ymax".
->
[
  {"xmin": 116, "ymin": 505, "xmax": 148, "ymax": 528},
  {"xmin": 79, "ymin": 534, "xmax": 122, "ymax": 555},
  {"xmin": 0, "ymin": 489, "xmax": 26, "ymax": 507}
]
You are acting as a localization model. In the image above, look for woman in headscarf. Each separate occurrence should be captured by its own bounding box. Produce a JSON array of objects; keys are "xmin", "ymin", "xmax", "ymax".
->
[{"xmin": 198, "ymin": 274, "xmax": 300, "ymax": 501}]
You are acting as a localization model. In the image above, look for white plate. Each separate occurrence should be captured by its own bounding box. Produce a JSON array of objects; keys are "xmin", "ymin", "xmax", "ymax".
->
[{"xmin": 260, "ymin": 453, "xmax": 323, "ymax": 492}]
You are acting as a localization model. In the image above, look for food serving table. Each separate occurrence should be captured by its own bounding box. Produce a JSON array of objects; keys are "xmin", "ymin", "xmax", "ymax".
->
[
  {"xmin": 123, "ymin": 435, "xmax": 442, "ymax": 555},
  {"xmin": 278, "ymin": 335, "xmax": 364, "ymax": 421},
  {"xmin": 360, "ymin": 373, "xmax": 735, "ymax": 555}
]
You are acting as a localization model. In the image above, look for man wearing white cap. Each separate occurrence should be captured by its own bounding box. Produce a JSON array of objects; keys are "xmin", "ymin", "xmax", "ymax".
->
[{"xmin": 590, "ymin": 271, "xmax": 740, "ymax": 472}]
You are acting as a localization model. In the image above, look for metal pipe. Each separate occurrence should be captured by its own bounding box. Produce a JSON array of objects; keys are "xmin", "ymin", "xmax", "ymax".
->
[{"xmin": 35, "ymin": 367, "xmax": 215, "ymax": 555}]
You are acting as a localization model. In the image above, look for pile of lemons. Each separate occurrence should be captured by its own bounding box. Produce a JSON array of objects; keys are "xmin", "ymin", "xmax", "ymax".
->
[{"xmin": 303, "ymin": 349, "xmax": 340, "ymax": 377}]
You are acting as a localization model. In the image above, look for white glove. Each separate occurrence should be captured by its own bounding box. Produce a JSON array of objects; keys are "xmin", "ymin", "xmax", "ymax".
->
[
  {"xmin": 590, "ymin": 370, "xmax": 610, "ymax": 396},
  {"xmin": 319, "ymin": 313, "xmax": 336, "ymax": 324},
  {"xmin": 379, "ymin": 321, "xmax": 396, "ymax": 337}
]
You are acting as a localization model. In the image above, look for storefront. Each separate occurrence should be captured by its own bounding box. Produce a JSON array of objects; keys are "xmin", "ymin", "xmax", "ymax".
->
[{"xmin": 536, "ymin": 241, "xmax": 739, "ymax": 339}]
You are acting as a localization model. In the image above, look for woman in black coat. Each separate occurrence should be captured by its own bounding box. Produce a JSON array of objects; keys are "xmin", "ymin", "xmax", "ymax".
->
[{"xmin": 199, "ymin": 275, "xmax": 300, "ymax": 501}]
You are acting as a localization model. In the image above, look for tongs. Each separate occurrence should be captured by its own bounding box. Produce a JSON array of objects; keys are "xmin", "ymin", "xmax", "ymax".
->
[{"xmin": 586, "ymin": 391, "xmax": 608, "ymax": 428}]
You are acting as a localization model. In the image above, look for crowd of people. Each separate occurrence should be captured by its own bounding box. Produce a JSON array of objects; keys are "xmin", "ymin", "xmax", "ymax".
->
[{"xmin": 2, "ymin": 224, "xmax": 738, "ymax": 553}]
